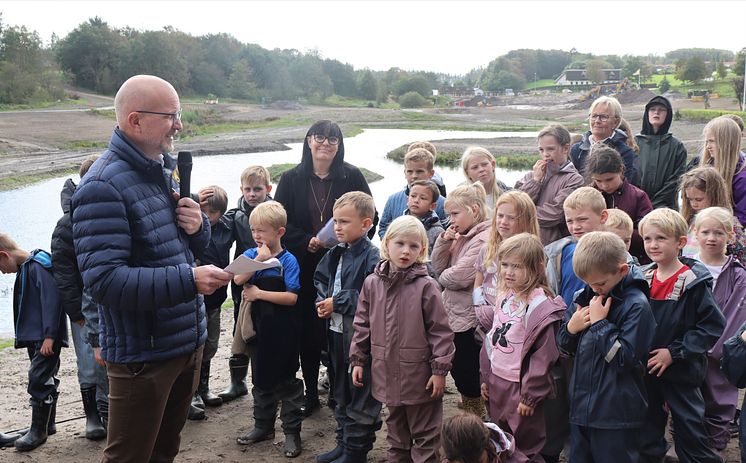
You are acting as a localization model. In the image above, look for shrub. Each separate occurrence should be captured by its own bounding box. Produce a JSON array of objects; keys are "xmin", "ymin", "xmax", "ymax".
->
[
  {"xmin": 658, "ymin": 77, "xmax": 671, "ymax": 94},
  {"xmin": 398, "ymin": 91, "xmax": 428, "ymax": 108}
]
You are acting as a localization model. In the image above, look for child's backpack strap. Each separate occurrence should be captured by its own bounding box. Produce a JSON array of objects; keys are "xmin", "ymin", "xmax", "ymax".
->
[{"xmin": 669, "ymin": 269, "xmax": 696, "ymax": 301}]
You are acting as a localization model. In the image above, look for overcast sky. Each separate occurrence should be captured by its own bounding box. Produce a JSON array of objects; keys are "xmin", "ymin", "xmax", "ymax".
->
[{"xmin": 2, "ymin": 1, "xmax": 745, "ymax": 75}]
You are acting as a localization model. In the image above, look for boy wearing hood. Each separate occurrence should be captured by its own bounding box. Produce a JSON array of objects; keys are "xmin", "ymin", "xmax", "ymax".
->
[{"xmin": 635, "ymin": 96, "xmax": 687, "ymax": 210}]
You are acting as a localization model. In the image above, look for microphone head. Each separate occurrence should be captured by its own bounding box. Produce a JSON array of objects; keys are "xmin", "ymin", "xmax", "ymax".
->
[{"xmin": 177, "ymin": 151, "xmax": 192, "ymax": 166}]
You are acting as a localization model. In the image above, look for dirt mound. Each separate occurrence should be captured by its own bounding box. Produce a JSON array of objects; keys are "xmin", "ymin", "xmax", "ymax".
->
[
  {"xmin": 266, "ymin": 100, "xmax": 304, "ymax": 110},
  {"xmin": 614, "ymin": 88, "xmax": 657, "ymax": 105}
]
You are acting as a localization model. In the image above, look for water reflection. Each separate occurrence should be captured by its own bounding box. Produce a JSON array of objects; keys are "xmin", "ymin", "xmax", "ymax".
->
[{"xmin": 0, "ymin": 128, "xmax": 536, "ymax": 336}]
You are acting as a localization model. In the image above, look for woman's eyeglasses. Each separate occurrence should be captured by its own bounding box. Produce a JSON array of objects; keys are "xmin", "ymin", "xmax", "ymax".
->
[{"xmin": 311, "ymin": 134, "xmax": 340, "ymax": 145}]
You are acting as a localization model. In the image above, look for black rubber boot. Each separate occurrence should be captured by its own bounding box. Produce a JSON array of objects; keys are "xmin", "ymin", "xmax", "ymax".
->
[
  {"xmin": 81, "ymin": 387, "xmax": 106, "ymax": 440},
  {"xmin": 331, "ymin": 450, "xmax": 368, "ymax": 463},
  {"xmin": 15, "ymin": 400, "xmax": 52, "ymax": 452},
  {"xmin": 236, "ymin": 427, "xmax": 274, "ymax": 445},
  {"xmin": 187, "ymin": 394, "xmax": 206, "ymax": 421},
  {"xmin": 218, "ymin": 355, "xmax": 249, "ymax": 402},
  {"xmin": 0, "ymin": 432, "xmax": 22, "ymax": 448},
  {"xmin": 284, "ymin": 433, "xmax": 302, "ymax": 458},
  {"xmin": 198, "ymin": 361, "xmax": 223, "ymax": 407},
  {"xmin": 316, "ymin": 445, "xmax": 343, "ymax": 463},
  {"xmin": 47, "ymin": 393, "xmax": 57, "ymax": 435}
]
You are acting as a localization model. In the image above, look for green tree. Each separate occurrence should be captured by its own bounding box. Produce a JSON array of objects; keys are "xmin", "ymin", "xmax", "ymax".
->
[
  {"xmin": 716, "ymin": 61, "xmax": 727, "ymax": 79},
  {"xmin": 658, "ymin": 77, "xmax": 671, "ymax": 93},
  {"xmin": 394, "ymin": 75, "xmax": 430, "ymax": 97},
  {"xmin": 735, "ymin": 50, "xmax": 745, "ymax": 76},
  {"xmin": 357, "ymin": 70, "xmax": 378, "ymax": 100},
  {"xmin": 322, "ymin": 59, "xmax": 357, "ymax": 97},
  {"xmin": 679, "ymin": 56, "xmax": 707, "ymax": 83},
  {"xmin": 398, "ymin": 91, "xmax": 427, "ymax": 108},
  {"xmin": 227, "ymin": 59, "xmax": 256, "ymax": 99},
  {"xmin": 55, "ymin": 17, "xmax": 126, "ymax": 93},
  {"xmin": 586, "ymin": 59, "xmax": 611, "ymax": 84}
]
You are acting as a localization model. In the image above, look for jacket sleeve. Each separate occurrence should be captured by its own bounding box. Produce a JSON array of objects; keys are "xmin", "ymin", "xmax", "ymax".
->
[
  {"xmin": 333, "ymin": 248, "xmax": 379, "ymax": 316},
  {"xmin": 349, "ymin": 278, "xmax": 373, "ymax": 366},
  {"xmin": 422, "ymin": 279, "xmax": 455, "ymax": 376},
  {"xmin": 189, "ymin": 214, "xmax": 211, "ymax": 256},
  {"xmin": 313, "ymin": 252, "xmax": 332, "ymax": 303},
  {"xmin": 668, "ymin": 284, "xmax": 725, "ymax": 361},
  {"xmin": 588, "ymin": 300, "xmax": 656, "ymax": 373},
  {"xmin": 430, "ymin": 233, "xmax": 451, "ymax": 276},
  {"xmin": 274, "ymin": 171, "xmax": 313, "ymax": 258},
  {"xmin": 569, "ymin": 143, "xmax": 582, "ymax": 172},
  {"xmin": 721, "ymin": 322, "xmax": 746, "ymax": 388},
  {"xmin": 651, "ymin": 140, "xmax": 687, "ymax": 209},
  {"xmin": 72, "ymin": 180, "xmax": 198, "ymax": 311},
  {"xmin": 515, "ymin": 172, "xmax": 541, "ymax": 202},
  {"xmin": 378, "ymin": 195, "xmax": 394, "ymax": 240},
  {"xmin": 33, "ymin": 264, "xmax": 63, "ymax": 340},
  {"xmin": 733, "ymin": 172, "xmax": 746, "ymax": 228},
  {"xmin": 51, "ymin": 215, "xmax": 84, "ymax": 323},
  {"xmin": 535, "ymin": 173, "xmax": 584, "ymax": 228},
  {"xmin": 520, "ymin": 320, "xmax": 561, "ymax": 407},
  {"xmin": 557, "ymin": 302, "xmax": 581, "ymax": 357},
  {"xmin": 437, "ymin": 236, "xmax": 485, "ymax": 290},
  {"xmin": 474, "ymin": 303, "xmax": 495, "ymax": 331},
  {"xmin": 617, "ymin": 143, "xmax": 640, "ymax": 187}
]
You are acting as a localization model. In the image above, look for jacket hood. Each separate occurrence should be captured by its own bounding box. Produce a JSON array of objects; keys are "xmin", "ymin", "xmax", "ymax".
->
[
  {"xmin": 60, "ymin": 178, "xmax": 77, "ymax": 213},
  {"xmin": 642, "ymin": 256, "xmax": 713, "ymax": 290},
  {"xmin": 578, "ymin": 128, "xmax": 628, "ymax": 151},
  {"xmin": 28, "ymin": 249, "xmax": 53, "ymax": 269},
  {"xmin": 331, "ymin": 235, "xmax": 375, "ymax": 259},
  {"xmin": 463, "ymin": 220, "xmax": 491, "ymax": 239},
  {"xmin": 407, "ymin": 209, "xmax": 440, "ymax": 228},
  {"xmin": 642, "ymin": 95, "xmax": 673, "ymax": 136},
  {"xmin": 374, "ymin": 260, "xmax": 429, "ymax": 283},
  {"xmin": 577, "ymin": 264, "xmax": 650, "ymax": 306}
]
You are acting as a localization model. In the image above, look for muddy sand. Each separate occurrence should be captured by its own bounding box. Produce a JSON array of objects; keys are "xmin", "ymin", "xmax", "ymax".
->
[{"xmin": 1, "ymin": 91, "xmax": 741, "ymax": 187}]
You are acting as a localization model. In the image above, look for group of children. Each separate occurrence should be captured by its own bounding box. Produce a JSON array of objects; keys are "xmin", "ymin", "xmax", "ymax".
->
[{"xmin": 2, "ymin": 104, "xmax": 746, "ymax": 463}]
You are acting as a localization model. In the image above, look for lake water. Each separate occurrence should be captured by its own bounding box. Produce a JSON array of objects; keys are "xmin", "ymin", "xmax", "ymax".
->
[{"xmin": 0, "ymin": 128, "xmax": 537, "ymax": 337}]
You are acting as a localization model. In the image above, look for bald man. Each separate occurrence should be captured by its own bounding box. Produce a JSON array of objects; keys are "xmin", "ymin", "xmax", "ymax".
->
[{"xmin": 71, "ymin": 75, "xmax": 233, "ymax": 462}]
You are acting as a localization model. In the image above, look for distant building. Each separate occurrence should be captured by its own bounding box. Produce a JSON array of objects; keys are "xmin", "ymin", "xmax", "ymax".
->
[{"xmin": 555, "ymin": 69, "xmax": 622, "ymax": 86}]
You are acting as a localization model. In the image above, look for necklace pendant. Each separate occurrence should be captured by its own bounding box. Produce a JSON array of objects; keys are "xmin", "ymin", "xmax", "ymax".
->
[{"xmin": 320, "ymin": 213, "xmax": 323, "ymax": 222}]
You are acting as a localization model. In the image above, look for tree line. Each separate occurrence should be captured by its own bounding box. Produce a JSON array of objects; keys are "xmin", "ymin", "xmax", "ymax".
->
[{"xmin": 0, "ymin": 14, "xmax": 743, "ymax": 106}]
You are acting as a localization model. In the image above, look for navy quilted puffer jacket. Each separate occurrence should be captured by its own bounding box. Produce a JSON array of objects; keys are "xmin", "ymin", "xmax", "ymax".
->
[{"xmin": 71, "ymin": 128, "xmax": 209, "ymax": 363}]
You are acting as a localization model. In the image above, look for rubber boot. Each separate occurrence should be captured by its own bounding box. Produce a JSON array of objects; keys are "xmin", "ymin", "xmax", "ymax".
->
[
  {"xmin": 317, "ymin": 445, "xmax": 344, "ymax": 463},
  {"xmin": 81, "ymin": 387, "xmax": 106, "ymax": 440},
  {"xmin": 331, "ymin": 450, "xmax": 368, "ymax": 463},
  {"xmin": 15, "ymin": 399, "xmax": 52, "ymax": 452},
  {"xmin": 188, "ymin": 393, "xmax": 206, "ymax": 420},
  {"xmin": 218, "ymin": 355, "xmax": 249, "ymax": 402},
  {"xmin": 0, "ymin": 432, "xmax": 22, "ymax": 448},
  {"xmin": 237, "ymin": 427, "xmax": 274, "ymax": 445},
  {"xmin": 198, "ymin": 361, "xmax": 223, "ymax": 407},
  {"xmin": 47, "ymin": 393, "xmax": 57, "ymax": 435},
  {"xmin": 284, "ymin": 433, "xmax": 302, "ymax": 458}
]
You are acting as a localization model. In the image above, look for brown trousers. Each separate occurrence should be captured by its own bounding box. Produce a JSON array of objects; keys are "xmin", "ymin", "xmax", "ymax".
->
[
  {"xmin": 101, "ymin": 345, "xmax": 203, "ymax": 463},
  {"xmin": 386, "ymin": 400, "xmax": 443, "ymax": 463}
]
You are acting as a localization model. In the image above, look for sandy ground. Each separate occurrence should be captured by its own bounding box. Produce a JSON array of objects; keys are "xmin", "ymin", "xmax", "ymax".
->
[
  {"xmin": 0, "ymin": 90, "xmax": 741, "ymax": 186},
  {"xmin": 0, "ymin": 306, "xmax": 743, "ymax": 462}
]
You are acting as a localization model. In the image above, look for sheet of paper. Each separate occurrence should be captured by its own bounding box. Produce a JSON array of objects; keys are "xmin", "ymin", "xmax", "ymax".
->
[{"xmin": 224, "ymin": 255, "xmax": 281, "ymax": 274}]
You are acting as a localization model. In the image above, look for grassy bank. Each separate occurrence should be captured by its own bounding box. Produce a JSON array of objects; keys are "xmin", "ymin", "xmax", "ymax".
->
[
  {"xmin": 0, "ymin": 168, "xmax": 77, "ymax": 192},
  {"xmin": 386, "ymin": 146, "xmax": 538, "ymax": 169},
  {"xmin": 677, "ymin": 109, "xmax": 746, "ymax": 123},
  {"xmin": 267, "ymin": 163, "xmax": 384, "ymax": 183}
]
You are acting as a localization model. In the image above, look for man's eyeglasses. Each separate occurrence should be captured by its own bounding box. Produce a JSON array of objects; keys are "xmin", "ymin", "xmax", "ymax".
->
[
  {"xmin": 589, "ymin": 114, "xmax": 611, "ymax": 122},
  {"xmin": 137, "ymin": 109, "xmax": 182, "ymax": 124},
  {"xmin": 311, "ymin": 134, "xmax": 340, "ymax": 145}
]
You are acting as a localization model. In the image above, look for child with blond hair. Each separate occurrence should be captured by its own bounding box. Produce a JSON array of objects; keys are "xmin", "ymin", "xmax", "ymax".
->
[
  {"xmin": 350, "ymin": 215, "xmax": 454, "ymax": 462},
  {"xmin": 475, "ymin": 234, "xmax": 565, "ymax": 461},
  {"xmin": 557, "ymin": 231, "xmax": 655, "ymax": 463},
  {"xmin": 638, "ymin": 208, "xmax": 725, "ymax": 463},
  {"xmin": 461, "ymin": 147, "xmax": 509, "ymax": 212},
  {"xmin": 605, "ymin": 208, "xmax": 634, "ymax": 252},
  {"xmin": 431, "ymin": 183, "xmax": 492, "ymax": 418}
]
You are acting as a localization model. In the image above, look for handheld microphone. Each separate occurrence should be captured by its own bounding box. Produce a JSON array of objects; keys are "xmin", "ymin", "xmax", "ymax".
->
[{"xmin": 177, "ymin": 151, "xmax": 192, "ymax": 199}]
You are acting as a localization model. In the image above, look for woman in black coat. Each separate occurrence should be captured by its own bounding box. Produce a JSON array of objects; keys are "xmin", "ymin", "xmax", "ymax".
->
[{"xmin": 274, "ymin": 119, "xmax": 377, "ymax": 415}]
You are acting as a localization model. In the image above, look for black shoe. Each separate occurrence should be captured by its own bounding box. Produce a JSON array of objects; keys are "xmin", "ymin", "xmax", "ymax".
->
[
  {"xmin": 326, "ymin": 397, "xmax": 337, "ymax": 411},
  {"xmin": 237, "ymin": 427, "xmax": 275, "ymax": 445},
  {"xmin": 301, "ymin": 397, "xmax": 321, "ymax": 417},
  {"xmin": 284, "ymin": 433, "xmax": 302, "ymax": 458},
  {"xmin": 218, "ymin": 356, "xmax": 249, "ymax": 402},
  {"xmin": 15, "ymin": 400, "xmax": 52, "ymax": 452},
  {"xmin": 316, "ymin": 445, "xmax": 343, "ymax": 463},
  {"xmin": 81, "ymin": 387, "xmax": 106, "ymax": 440},
  {"xmin": 198, "ymin": 361, "xmax": 223, "ymax": 407}
]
